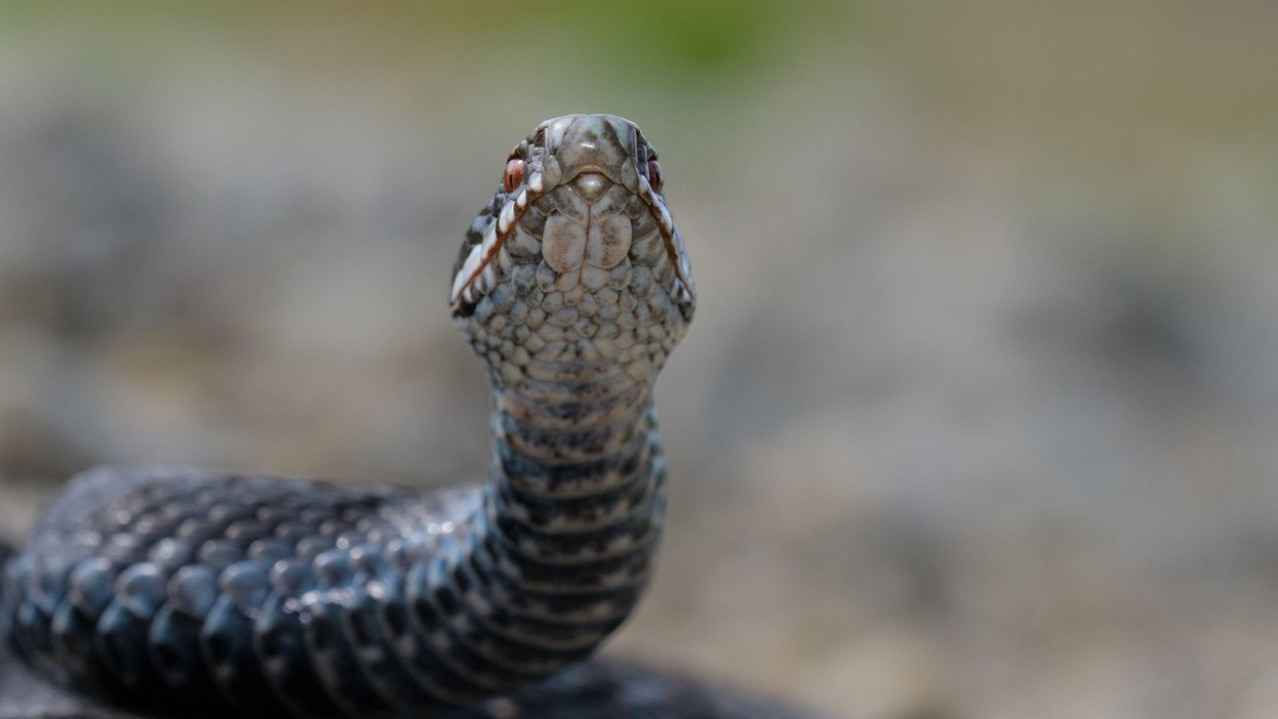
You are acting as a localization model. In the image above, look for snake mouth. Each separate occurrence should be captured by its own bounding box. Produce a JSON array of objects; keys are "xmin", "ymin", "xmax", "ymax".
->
[{"xmin": 450, "ymin": 115, "xmax": 693, "ymax": 318}]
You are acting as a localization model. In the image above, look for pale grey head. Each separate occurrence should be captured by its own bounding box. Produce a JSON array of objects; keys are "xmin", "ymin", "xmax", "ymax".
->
[{"xmin": 451, "ymin": 114, "xmax": 695, "ymax": 393}]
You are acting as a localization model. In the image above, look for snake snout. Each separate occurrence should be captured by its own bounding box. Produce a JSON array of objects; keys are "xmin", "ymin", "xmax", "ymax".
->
[
  {"xmin": 542, "ymin": 114, "xmax": 641, "ymax": 191},
  {"xmin": 570, "ymin": 172, "xmax": 610, "ymax": 203}
]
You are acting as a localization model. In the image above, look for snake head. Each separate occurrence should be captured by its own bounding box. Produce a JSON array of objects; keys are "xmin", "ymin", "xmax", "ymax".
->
[{"xmin": 451, "ymin": 114, "xmax": 695, "ymax": 387}]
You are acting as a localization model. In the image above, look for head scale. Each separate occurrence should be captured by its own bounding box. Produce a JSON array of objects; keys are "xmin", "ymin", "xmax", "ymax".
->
[{"xmin": 451, "ymin": 114, "xmax": 695, "ymax": 390}]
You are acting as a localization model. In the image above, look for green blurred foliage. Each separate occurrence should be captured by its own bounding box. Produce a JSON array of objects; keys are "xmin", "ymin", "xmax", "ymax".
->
[
  {"xmin": 4, "ymin": 0, "xmax": 1273, "ymax": 146},
  {"xmin": 0, "ymin": 0, "xmax": 855, "ymax": 88}
]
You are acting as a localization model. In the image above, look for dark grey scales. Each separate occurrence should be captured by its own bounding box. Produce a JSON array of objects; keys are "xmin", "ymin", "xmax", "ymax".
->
[{"xmin": 0, "ymin": 115, "xmax": 821, "ymax": 719}]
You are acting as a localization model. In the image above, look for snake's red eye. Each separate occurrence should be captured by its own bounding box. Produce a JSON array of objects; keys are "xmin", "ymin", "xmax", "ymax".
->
[
  {"xmin": 503, "ymin": 158, "xmax": 524, "ymax": 193},
  {"xmin": 646, "ymin": 159, "xmax": 663, "ymax": 192}
]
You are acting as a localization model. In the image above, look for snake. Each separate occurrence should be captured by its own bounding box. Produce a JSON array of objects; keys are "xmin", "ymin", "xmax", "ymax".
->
[{"xmin": 0, "ymin": 114, "xmax": 758, "ymax": 719}]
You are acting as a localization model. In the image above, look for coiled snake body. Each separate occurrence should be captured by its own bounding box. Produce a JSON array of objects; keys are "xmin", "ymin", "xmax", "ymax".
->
[{"xmin": 0, "ymin": 115, "xmax": 760, "ymax": 719}]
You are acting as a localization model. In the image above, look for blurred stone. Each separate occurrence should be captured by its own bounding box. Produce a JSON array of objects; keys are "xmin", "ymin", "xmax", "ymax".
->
[
  {"xmin": 1, "ymin": 8, "xmax": 1277, "ymax": 717},
  {"xmin": 799, "ymin": 627, "xmax": 947, "ymax": 719}
]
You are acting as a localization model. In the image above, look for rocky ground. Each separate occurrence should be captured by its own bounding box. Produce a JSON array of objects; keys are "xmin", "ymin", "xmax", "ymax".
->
[{"xmin": 1, "ymin": 5, "xmax": 1277, "ymax": 718}]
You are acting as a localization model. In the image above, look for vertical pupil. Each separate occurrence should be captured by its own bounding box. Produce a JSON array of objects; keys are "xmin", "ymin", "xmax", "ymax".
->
[
  {"xmin": 647, "ymin": 160, "xmax": 663, "ymax": 191},
  {"xmin": 504, "ymin": 159, "xmax": 524, "ymax": 193}
]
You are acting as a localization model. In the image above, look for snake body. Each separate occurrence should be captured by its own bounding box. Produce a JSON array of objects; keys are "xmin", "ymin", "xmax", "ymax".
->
[{"xmin": 0, "ymin": 115, "xmax": 698, "ymax": 718}]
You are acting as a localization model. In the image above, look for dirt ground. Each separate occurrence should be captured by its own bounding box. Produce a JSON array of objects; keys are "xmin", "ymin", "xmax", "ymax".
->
[{"xmin": 1, "ymin": 4, "xmax": 1277, "ymax": 718}]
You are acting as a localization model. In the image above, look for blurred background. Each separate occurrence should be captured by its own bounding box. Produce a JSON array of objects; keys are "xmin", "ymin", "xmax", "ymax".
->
[{"xmin": 1, "ymin": 2, "xmax": 1276, "ymax": 717}]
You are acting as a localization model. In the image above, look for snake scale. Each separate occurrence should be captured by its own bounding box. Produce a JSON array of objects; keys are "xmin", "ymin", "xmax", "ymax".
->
[{"xmin": 0, "ymin": 115, "xmax": 817, "ymax": 719}]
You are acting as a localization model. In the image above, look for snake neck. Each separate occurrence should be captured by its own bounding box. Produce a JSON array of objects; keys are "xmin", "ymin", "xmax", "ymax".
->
[
  {"xmin": 487, "ymin": 375, "xmax": 663, "ymax": 541},
  {"xmin": 417, "ymin": 372, "xmax": 664, "ymax": 697}
]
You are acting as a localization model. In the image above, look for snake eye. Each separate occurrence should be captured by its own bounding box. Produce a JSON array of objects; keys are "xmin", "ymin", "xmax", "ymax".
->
[
  {"xmin": 646, "ymin": 159, "xmax": 663, "ymax": 192},
  {"xmin": 503, "ymin": 158, "xmax": 524, "ymax": 193}
]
